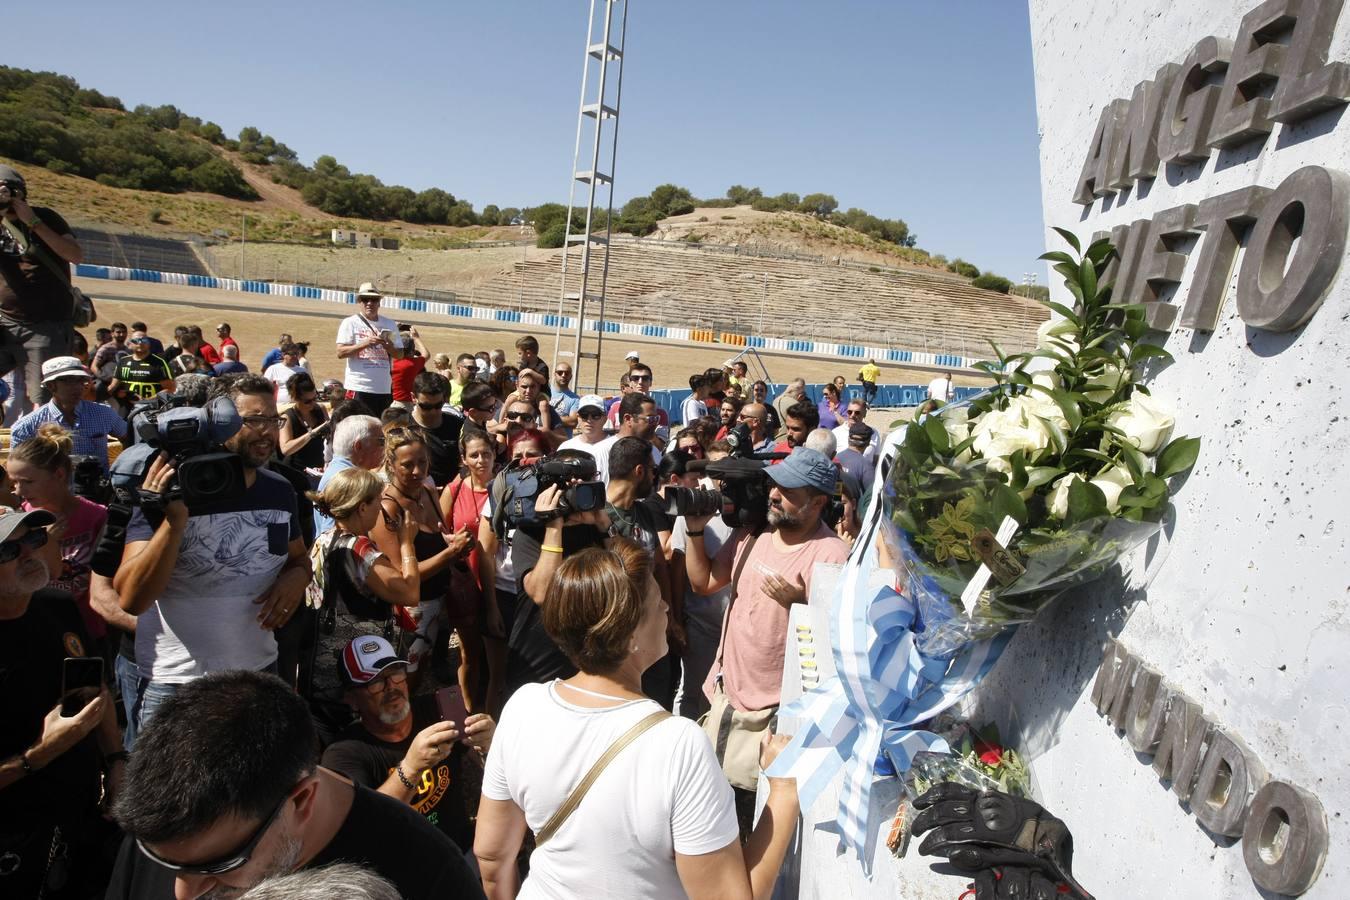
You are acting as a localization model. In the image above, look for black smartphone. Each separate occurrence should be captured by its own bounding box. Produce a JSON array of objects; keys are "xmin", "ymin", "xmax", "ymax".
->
[
  {"xmin": 434, "ymin": 686, "xmax": 468, "ymax": 740},
  {"xmin": 61, "ymin": 657, "xmax": 104, "ymax": 717},
  {"xmin": 397, "ymin": 322, "xmax": 411, "ymax": 332}
]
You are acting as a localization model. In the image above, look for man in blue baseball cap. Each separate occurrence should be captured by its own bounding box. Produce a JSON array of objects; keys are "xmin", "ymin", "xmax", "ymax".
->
[{"xmin": 678, "ymin": 446, "xmax": 849, "ymax": 828}]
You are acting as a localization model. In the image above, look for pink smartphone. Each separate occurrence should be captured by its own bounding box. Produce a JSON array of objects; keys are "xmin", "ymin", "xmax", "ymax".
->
[{"xmin": 435, "ymin": 686, "xmax": 468, "ymax": 739}]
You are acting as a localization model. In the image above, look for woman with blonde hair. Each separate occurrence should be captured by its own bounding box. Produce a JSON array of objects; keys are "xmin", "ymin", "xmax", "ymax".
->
[
  {"xmin": 7, "ymin": 423, "xmax": 110, "ymax": 646},
  {"xmin": 475, "ymin": 538, "xmax": 800, "ymax": 900}
]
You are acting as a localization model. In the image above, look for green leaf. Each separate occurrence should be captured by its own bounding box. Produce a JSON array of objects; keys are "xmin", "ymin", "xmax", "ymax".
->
[
  {"xmin": 923, "ymin": 414, "xmax": 951, "ymax": 454},
  {"xmin": 1066, "ymin": 447, "xmax": 1117, "ymax": 468},
  {"xmin": 1044, "ymin": 301, "xmax": 1083, "ymax": 327},
  {"xmin": 1118, "ymin": 441, "xmax": 1149, "ymax": 482},
  {"xmin": 1024, "ymin": 466, "xmax": 1062, "ymax": 490},
  {"xmin": 1038, "ymin": 250, "xmax": 1077, "ymax": 266},
  {"xmin": 1156, "ymin": 436, "xmax": 1201, "ymax": 478},
  {"xmin": 1079, "ymin": 256, "xmax": 1099, "ymax": 303},
  {"xmin": 990, "ymin": 483, "xmax": 1028, "ymax": 525},
  {"xmin": 1040, "ymin": 414, "xmax": 1069, "ymax": 456},
  {"xmin": 1052, "ymin": 226, "xmax": 1082, "ymax": 254},
  {"xmin": 1085, "ymin": 237, "xmax": 1116, "ymax": 264},
  {"xmin": 1129, "ymin": 343, "xmax": 1174, "ymax": 366},
  {"xmin": 1009, "ymin": 449, "xmax": 1028, "ymax": 489},
  {"xmin": 1065, "ymin": 478, "xmax": 1109, "ymax": 527}
]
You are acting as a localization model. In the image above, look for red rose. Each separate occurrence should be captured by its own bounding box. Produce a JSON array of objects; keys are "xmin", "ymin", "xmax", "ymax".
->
[{"xmin": 979, "ymin": 747, "xmax": 1003, "ymax": 766}]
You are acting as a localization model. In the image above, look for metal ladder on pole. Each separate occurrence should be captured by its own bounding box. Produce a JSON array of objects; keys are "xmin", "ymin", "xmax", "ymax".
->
[{"xmin": 550, "ymin": 0, "xmax": 628, "ymax": 395}]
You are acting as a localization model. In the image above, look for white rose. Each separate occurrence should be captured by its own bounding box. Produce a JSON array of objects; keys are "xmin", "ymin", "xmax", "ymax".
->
[
  {"xmin": 1106, "ymin": 392, "xmax": 1175, "ymax": 454},
  {"xmin": 1046, "ymin": 473, "xmax": 1084, "ymax": 519},
  {"xmin": 1083, "ymin": 361, "xmax": 1130, "ymax": 404},
  {"xmin": 970, "ymin": 398, "xmax": 1054, "ymax": 466},
  {"xmin": 940, "ymin": 407, "xmax": 974, "ymax": 461},
  {"xmin": 1037, "ymin": 318, "xmax": 1080, "ymax": 359},
  {"xmin": 1089, "ymin": 465, "xmax": 1135, "ymax": 513}
]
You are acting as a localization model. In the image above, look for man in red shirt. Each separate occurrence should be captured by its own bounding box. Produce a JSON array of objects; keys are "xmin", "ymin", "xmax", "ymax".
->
[
  {"xmin": 389, "ymin": 326, "xmax": 429, "ymax": 409},
  {"xmin": 215, "ymin": 322, "xmax": 239, "ymax": 356}
]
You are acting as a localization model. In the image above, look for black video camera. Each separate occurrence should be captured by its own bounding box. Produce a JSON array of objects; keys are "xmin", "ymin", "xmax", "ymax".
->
[
  {"xmin": 675, "ymin": 457, "xmax": 780, "ymax": 532},
  {"xmin": 118, "ymin": 393, "xmax": 246, "ymax": 509},
  {"xmin": 490, "ymin": 452, "xmax": 607, "ymax": 535},
  {"xmin": 69, "ymin": 455, "xmax": 113, "ymax": 506}
]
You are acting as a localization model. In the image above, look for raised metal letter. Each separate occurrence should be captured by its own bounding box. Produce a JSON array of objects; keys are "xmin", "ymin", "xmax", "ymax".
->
[
  {"xmin": 1271, "ymin": 0, "xmax": 1350, "ymax": 122},
  {"xmin": 1135, "ymin": 204, "xmax": 1199, "ymax": 330},
  {"xmin": 1242, "ymin": 780, "xmax": 1330, "ymax": 894},
  {"xmin": 1179, "ymin": 186, "xmax": 1271, "ymax": 331},
  {"xmin": 1108, "ymin": 64, "xmax": 1180, "ymax": 190},
  {"xmin": 1209, "ymin": 0, "xmax": 1292, "ymax": 148},
  {"xmin": 1152, "ymin": 692, "xmax": 1211, "ymax": 803},
  {"xmin": 1125, "ymin": 666, "xmax": 1166, "ymax": 752},
  {"xmin": 1073, "ymin": 100, "xmax": 1127, "ymax": 205},
  {"xmin": 1191, "ymin": 729, "xmax": 1268, "ymax": 836},
  {"xmin": 1236, "ymin": 165, "xmax": 1350, "ymax": 331},
  {"xmin": 1159, "ymin": 37, "xmax": 1234, "ymax": 164}
]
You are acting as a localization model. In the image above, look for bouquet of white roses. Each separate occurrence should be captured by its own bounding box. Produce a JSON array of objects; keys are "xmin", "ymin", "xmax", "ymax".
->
[{"xmin": 888, "ymin": 230, "xmax": 1200, "ymax": 657}]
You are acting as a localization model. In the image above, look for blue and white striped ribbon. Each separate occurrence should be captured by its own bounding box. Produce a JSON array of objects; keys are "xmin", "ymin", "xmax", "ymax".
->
[{"xmin": 766, "ymin": 413, "xmax": 1011, "ymax": 873}]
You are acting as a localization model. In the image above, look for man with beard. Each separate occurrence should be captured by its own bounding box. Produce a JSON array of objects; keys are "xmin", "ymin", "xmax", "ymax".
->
[
  {"xmin": 321, "ymin": 637, "xmax": 494, "ymax": 853},
  {"xmin": 113, "ymin": 375, "xmax": 312, "ymax": 734},
  {"xmin": 771, "ymin": 398, "xmax": 820, "ymax": 456},
  {"xmin": 106, "ymin": 670, "xmax": 484, "ymax": 900},
  {"xmin": 0, "ymin": 507, "xmax": 125, "ymax": 898},
  {"xmin": 681, "ymin": 448, "xmax": 847, "ymax": 804}
]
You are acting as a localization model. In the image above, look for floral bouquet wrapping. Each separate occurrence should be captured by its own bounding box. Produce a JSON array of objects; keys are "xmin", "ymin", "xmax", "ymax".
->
[{"xmin": 887, "ymin": 231, "xmax": 1200, "ymax": 658}]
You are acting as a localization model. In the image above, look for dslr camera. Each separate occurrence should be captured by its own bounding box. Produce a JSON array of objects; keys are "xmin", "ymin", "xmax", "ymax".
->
[{"xmin": 489, "ymin": 452, "xmax": 607, "ymax": 534}]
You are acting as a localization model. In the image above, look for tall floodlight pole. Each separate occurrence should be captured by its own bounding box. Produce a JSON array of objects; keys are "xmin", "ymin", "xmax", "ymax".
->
[{"xmin": 551, "ymin": 0, "xmax": 628, "ymax": 393}]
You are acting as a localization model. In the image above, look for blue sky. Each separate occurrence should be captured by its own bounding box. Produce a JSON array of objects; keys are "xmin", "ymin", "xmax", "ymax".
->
[{"xmin": 12, "ymin": 1, "xmax": 1046, "ymax": 280}]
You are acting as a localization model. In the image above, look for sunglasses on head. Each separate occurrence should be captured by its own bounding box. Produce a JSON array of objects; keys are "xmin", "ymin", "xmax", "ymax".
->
[{"xmin": 0, "ymin": 529, "xmax": 48, "ymax": 564}]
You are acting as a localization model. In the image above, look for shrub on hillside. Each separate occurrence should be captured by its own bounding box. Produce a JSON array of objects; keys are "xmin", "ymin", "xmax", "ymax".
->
[
  {"xmin": 537, "ymin": 223, "xmax": 567, "ymax": 248},
  {"xmin": 972, "ymin": 273, "xmax": 1012, "ymax": 293},
  {"xmin": 947, "ymin": 258, "xmax": 980, "ymax": 279}
]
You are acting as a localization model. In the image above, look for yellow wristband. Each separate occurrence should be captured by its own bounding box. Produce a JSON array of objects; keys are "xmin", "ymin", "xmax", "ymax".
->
[{"xmin": 541, "ymin": 544, "xmax": 565, "ymax": 554}]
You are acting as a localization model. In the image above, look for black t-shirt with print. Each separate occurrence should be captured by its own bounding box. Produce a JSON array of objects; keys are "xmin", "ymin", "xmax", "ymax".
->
[
  {"xmin": 105, "ymin": 783, "xmax": 484, "ymax": 900},
  {"xmin": 0, "ymin": 588, "xmax": 103, "ymax": 830},
  {"xmin": 320, "ymin": 695, "xmax": 474, "ymax": 850},
  {"xmin": 504, "ymin": 522, "xmax": 607, "ymax": 697},
  {"xmin": 115, "ymin": 354, "xmax": 173, "ymax": 401}
]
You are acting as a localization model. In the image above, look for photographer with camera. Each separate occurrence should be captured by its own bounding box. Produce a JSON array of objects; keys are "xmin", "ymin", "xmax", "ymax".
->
[
  {"xmin": 0, "ymin": 164, "xmax": 84, "ymax": 426},
  {"xmin": 113, "ymin": 375, "xmax": 312, "ymax": 733},
  {"xmin": 12, "ymin": 357, "xmax": 127, "ymax": 471},
  {"xmin": 682, "ymin": 447, "xmax": 848, "ymax": 824}
]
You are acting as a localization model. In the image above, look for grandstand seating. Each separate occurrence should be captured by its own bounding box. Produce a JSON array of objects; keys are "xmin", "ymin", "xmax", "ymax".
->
[
  {"xmin": 73, "ymin": 228, "xmax": 212, "ymax": 278},
  {"xmin": 464, "ymin": 242, "xmax": 1046, "ymax": 358}
]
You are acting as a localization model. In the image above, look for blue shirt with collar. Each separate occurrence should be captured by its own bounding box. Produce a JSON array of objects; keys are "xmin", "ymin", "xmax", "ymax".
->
[{"xmin": 11, "ymin": 399, "xmax": 128, "ymax": 469}]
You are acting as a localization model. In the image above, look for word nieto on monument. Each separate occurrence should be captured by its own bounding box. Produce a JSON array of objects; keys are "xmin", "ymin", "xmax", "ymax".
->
[
  {"xmin": 1069, "ymin": 0, "xmax": 1350, "ymax": 336},
  {"xmin": 1093, "ymin": 640, "xmax": 1327, "ymax": 896}
]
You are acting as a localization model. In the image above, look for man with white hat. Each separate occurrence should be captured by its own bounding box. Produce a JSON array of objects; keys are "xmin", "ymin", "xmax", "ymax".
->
[
  {"xmin": 335, "ymin": 283, "xmax": 397, "ymax": 415},
  {"xmin": 0, "ymin": 163, "xmax": 84, "ymax": 425},
  {"xmin": 557, "ymin": 394, "xmax": 609, "ymax": 472},
  {"xmin": 10, "ymin": 356, "xmax": 127, "ymax": 469}
]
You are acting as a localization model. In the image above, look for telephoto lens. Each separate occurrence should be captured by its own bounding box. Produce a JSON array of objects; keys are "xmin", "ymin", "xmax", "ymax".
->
[{"xmin": 660, "ymin": 485, "xmax": 725, "ymax": 518}]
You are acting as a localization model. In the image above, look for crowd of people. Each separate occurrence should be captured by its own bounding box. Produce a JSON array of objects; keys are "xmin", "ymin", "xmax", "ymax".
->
[{"xmin": 1, "ymin": 162, "xmax": 1030, "ymax": 900}]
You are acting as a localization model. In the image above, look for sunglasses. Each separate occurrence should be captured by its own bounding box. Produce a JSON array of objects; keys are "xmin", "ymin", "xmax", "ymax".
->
[
  {"xmin": 578, "ymin": 409, "xmax": 604, "ymax": 420},
  {"xmin": 136, "ymin": 791, "xmax": 290, "ymax": 875},
  {"xmin": 0, "ymin": 529, "xmax": 48, "ymax": 564},
  {"xmin": 470, "ymin": 404, "xmax": 496, "ymax": 414},
  {"xmin": 847, "ymin": 409, "xmax": 866, "ymax": 417},
  {"xmin": 505, "ymin": 411, "xmax": 535, "ymax": 422},
  {"xmin": 416, "ymin": 400, "xmax": 444, "ymax": 411},
  {"xmin": 629, "ymin": 374, "xmax": 653, "ymax": 382}
]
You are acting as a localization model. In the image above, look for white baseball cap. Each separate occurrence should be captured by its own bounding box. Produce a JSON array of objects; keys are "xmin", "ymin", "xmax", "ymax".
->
[
  {"xmin": 624, "ymin": 350, "xmax": 640, "ymax": 360},
  {"xmin": 577, "ymin": 394, "xmax": 606, "ymax": 413}
]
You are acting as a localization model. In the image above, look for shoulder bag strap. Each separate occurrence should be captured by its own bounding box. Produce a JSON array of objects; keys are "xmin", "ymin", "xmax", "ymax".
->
[{"xmin": 535, "ymin": 708, "xmax": 671, "ymax": 847}]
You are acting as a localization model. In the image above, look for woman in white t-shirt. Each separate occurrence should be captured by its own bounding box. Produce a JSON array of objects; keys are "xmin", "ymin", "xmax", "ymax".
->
[{"xmin": 474, "ymin": 538, "xmax": 800, "ymax": 900}]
